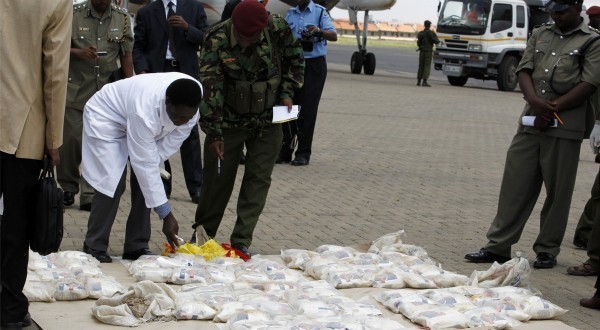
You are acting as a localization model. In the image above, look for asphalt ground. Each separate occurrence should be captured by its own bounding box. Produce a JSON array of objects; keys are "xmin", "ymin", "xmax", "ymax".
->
[{"xmin": 55, "ymin": 54, "xmax": 599, "ymax": 329}]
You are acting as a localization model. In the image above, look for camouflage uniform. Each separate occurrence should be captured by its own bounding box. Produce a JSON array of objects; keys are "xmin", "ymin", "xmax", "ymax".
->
[
  {"xmin": 57, "ymin": 1, "xmax": 133, "ymax": 206},
  {"xmin": 416, "ymin": 28, "xmax": 439, "ymax": 82},
  {"xmin": 193, "ymin": 17, "xmax": 304, "ymax": 248}
]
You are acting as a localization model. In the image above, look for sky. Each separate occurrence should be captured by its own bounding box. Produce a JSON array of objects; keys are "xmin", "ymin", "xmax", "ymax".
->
[{"xmin": 329, "ymin": 0, "xmax": 600, "ymax": 24}]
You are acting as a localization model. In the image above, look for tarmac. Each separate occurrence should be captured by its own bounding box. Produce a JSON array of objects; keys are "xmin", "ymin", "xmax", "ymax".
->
[{"xmin": 57, "ymin": 63, "xmax": 599, "ymax": 329}]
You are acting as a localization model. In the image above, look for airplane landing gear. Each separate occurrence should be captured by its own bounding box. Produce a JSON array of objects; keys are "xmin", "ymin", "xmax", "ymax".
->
[{"xmin": 350, "ymin": 9, "xmax": 376, "ymax": 75}]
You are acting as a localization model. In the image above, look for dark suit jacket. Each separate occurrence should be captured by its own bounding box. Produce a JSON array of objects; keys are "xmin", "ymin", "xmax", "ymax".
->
[{"xmin": 133, "ymin": 0, "xmax": 207, "ymax": 79}]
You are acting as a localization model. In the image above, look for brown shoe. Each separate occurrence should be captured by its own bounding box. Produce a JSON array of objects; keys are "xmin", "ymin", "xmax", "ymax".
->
[
  {"xmin": 580, "ymin": 293, "xmax": 600, "ymax": 310},
  {"xmin": 567, "ymin": 262, "xmax": 599, "ymax": 276}
]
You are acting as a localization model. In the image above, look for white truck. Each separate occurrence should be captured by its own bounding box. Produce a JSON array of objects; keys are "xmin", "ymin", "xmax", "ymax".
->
[{"xmin": 433, "ymin": 0, "xmax": 550, "ymax": 91}]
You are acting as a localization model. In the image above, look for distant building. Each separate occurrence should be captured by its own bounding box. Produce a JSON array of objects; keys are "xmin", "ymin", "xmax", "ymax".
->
[{"xmin": 332, "ymin": 19, "xmax": 435, "ymax": 40}]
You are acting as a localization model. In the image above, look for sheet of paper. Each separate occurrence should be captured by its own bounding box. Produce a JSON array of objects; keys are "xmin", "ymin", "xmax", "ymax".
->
[
  {"xmin": 272, "ymin": 105, "xmax": 299, "ymax": 123},
  {"xmin": 521, "ymin": 116, "xmax": 557, "ymax": 128}
]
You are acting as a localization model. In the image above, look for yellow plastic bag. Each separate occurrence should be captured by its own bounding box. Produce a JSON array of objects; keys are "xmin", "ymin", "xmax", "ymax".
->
[{"xmin": 162, "ymin": 239, "xmax": 239, "ymax": 261}]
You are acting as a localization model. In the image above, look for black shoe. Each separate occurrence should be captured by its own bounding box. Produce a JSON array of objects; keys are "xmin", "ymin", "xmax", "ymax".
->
[
  {"xmin": 291, "ymin": 157, "xmax": 309, "ymax": 166},
  {"xmin": 1, "ymin": 312, "xmax": 32, "ymax": 328},
  {"xmin": 190, "ymin": 191, "xmax": 201, "ymax": 204},
  {"xmin": 276, "ymin": 153, "xmax": 292, "ymax": 164},
  {"xmin": 79, "ymin": 203, "xmax": 91, "ymax": 212},
  {"xmin": 533, "ymin": 252, "xmax": 557, "ymax": 269},
  {"xmin": 122, "ymin": 248, "xmax": 155, "ymax": 261},
  {"xmin": 63, "ymin": 191, "xmax": 75, "ymax": 207},
  {"xmin": 573, "ymin": 236, "xmax": 588, "ymax": 249},
  {"xmin": 422, "ymin": 81, "xmax": 431, "ymax": 87},
  {"xmin": 83, "ymin": 243, "xmax": 112, "ymax": 263},
  {"xmin": 465, "ymin": 248, "xmax": 511, "ymax": 263},
  {"xmin": 232, "ymin": 243, "xmax": 251, "ymax": 258}
]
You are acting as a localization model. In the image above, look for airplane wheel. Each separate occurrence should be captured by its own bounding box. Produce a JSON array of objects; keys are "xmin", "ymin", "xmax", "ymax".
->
[
  {"xmin": 351, "ymin": 51, "xmax": 363, "ymax": 74},
  {"xmin": 363, "ymin": 53, "xmax": 376, "ymax": 75}
]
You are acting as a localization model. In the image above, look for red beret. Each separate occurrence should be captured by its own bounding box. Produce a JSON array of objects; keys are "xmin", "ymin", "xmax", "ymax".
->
[
  {"xmin": 231, "ymin": 1, "xmax": 268, "ymax": 37},
  {"xmin": 587, "ymin": 6, "xmax": 600, "ymax": 16}
]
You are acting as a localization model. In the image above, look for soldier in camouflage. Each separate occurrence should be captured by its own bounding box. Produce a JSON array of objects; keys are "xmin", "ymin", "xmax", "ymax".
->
[
  {"xmin": 193, "ymin": 0, "xmax": 304, "ymax": 256},
  {"xmin": 57, "ymin": 0, "xmax": 133, "ymax": 211},
  {"xmin": 416, "ymin": 20, "xmax": 439, "ymax": 87}
]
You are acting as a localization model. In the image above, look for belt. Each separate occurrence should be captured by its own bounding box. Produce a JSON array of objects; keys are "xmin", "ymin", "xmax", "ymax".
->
[{"xmin": 165, "ymin": 59, "xmax": 179, "ymax": 67}]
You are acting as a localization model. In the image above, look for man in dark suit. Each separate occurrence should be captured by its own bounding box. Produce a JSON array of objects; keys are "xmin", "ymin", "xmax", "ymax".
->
[{"xmin": 133, "ymin": 0, "xmax": 208, "ymax": 203}]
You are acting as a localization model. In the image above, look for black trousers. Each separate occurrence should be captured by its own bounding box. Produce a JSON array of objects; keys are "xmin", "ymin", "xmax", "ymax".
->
[
  {"xmin": 0, "ymin": 152, "xmax": 43, "ymax": 323},
  {"xmin": 163, "ymin": 61, "xmax": 203, "ymax": 196},
  {"xmin": 281, "ymin": 56, "xmax": 327, "ymax": 160}
]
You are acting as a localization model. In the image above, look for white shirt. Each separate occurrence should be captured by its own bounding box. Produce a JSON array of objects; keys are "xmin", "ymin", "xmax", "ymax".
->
[
  {"xmin": 82, "ymin": 72, "xmax": 201, "ymax": 208},
  {"xmin": 163, "ymin": 0, "xmax": 177, "ymax": 60}
]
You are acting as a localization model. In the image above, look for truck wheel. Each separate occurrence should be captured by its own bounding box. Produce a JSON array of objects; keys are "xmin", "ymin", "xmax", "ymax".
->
[
  {"xmin": 497, "ymin": 56, "xmax": 518, "ymax": 91},
  {"xmin": 351, "ymin": 52, "xmax": 363, "ymax": 74},
  {"xmin": 447, "ymin": 76, "xmax": 468, "ymax": 86},
  {"xmin": 363, "ymin": 53, "xmax": 376, "ymax": 75}
]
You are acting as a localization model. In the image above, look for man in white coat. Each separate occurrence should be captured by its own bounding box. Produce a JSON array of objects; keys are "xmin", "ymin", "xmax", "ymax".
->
[{"xmin": 82, "ymin": 72, "xmax": 202, "ymax": 263}]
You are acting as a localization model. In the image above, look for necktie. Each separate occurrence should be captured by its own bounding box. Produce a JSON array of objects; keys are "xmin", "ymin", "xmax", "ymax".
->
[{"xmin": 167, "ymin": 2, "xmax": 178, "ymax": 59}]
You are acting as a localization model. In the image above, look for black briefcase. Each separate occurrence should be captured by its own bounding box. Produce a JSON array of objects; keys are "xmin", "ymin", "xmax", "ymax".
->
[{"xmin": 30, "ymin": 158, "xmax": 64, "ymax": 255}]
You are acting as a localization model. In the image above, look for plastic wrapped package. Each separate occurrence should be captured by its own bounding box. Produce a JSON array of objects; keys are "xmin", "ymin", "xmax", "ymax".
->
[
  {"xmin": 323, "ymin": 270, "xmax": 372, "ymax": 289},
  {"xmin": 53, "ymin": 278, "xmax": 89, "ymax": 301},
  {"xmin": 320, "ymin": 249, "xmax": 356, "ymax": 260},
  {"xmin": 209, "ymin": 257, "xmax": 245, "ymax": 266},
  {"xmin": 169, "ymin": 267, "xmax": 209, "ymax": 285},
  {"xmin": 156, "ymin": 256, "xmax": 196, "ymax": 268},
  {"xmin": 231, "ymin": 287, "xmax": 264, "ymax": 299},
  {"xmin": 409, "ymin": 264, "xmax": 441, "ymax": 277},
  {"xmin": 84, "ymin": 276, "xmax": 127, "ymax": 299},
  {"xmin": 488, "ymin": 286, "xmax": 536, "ymax": 298},
  {"xmin": 334, "ymin": 302, "xmax": 383, "ymax": 317},
  {"xmin": 235, "ymin": 270, "xmax": 271, "ymax": 283},
  {"xmin": 263, "ymin": 282, "xmax": 298, "ymax": 293},
  {"xmin": 470, "ymin": 257, "xmax": 531, "ymax": 288},
  {"xmin": 26, "ymin": 272, "xmax": 41, "ymax": 281},
  {"xmin": 280, "ymin": 249, "xmax": 319, "ymax": 269},
  {"xmin": 519, "ymin": 296, "xmax": 567, "ymax": 319},
  {"xmin": 381, "ymin": 244, "xmax": 429, "ymax": 260},
  {"xmin": 170, "ymin": 253, "xmax": 206, "ymax": 266},
  {"xmin": 28, "ymin": 251, "xmax": 59, "ymax": 270},
  {"xmin": 180, "ymin": 281, "xmax": 229, "ymax": 293},
  {"xmin": 380, "ymin": 252, "xmax": 428, "ymax": 267},
  {"xmin": 250, "ymin": 301, "xmax": 295, "ymax": 317},
  {"xmin": 398, "ymin": 271, "xmax": 437, "ymax": 289},
  {"xmin": 315, "ymin": 244, "xmax": 357, "ymax": 254},
  {"xmin": 204, "ymin": 264, "xmax": 236, "ymax": 283},
  {"xmin": 228, "ymin": 320, "xmax": 289, "ymax": 330},
  {"xmin": 429, "ymin": 272, "xmax": 469, "ymax": 288},
  {"xmin": 230, "ymin": 281, "xmax": 266, "ymax": 291},
  {"xmin": 23, "ymin": 280, "xmax": 55, "ymax": 302},
  {"xmin": 174, "ymin": 293, "xmax": 216, "ymax": 320},
  {"xmin": 360, "ymin": 316, "xmax": 412, "ymax": 330},
  {"xmin": 378, "ymin": 292, "xmax": 431, "ymax": 314},
  {"xmin": 236, "ymin": 293, "xmax": 280, "ymax": 304},
  {"xmin": 69, "ymin": 265, "xmax": 104, "ymax": 278},
  {"xmin": 56, "ymin": 251, "xmax": 100, "ymax": 267},
  {"xmin": 267, "ymin": 270, "xmax": 304, "ymax": 283},
  {"xmin": 213, "ymin": 302, "xmax": 258, "ymax": 323},
  {"xmin": 295, "ymin": 300, "xmax": 337, "ymax": 318},
  {"xmin": 423, "ymin": 292, "xmax": 475, "ymax": 312},
  {"xmin": 322, "ymin": 295, "xmax": 356, "ymax": 305},
  {"xmin": 302, "ymin": 256, "xmax": 340, "ymax": 279},
  {"xmin": 464, "ymin": 307, "xmax": 522, "ymax": 329},
  {"xmin": 127, "ymin": 256, "xmax": 162, "ymax": 274},
  {"xmin": 36, "ymin": 268, "xmax": 71, "ymax": 281},
  {"xmin": 409, "ymin": 306, "xmax": 470, "ymax": 329},
  {"xmin": 298, "ymin": 279, "xmax": 337, "ymax": 291},
  {"xmin": 368, "ymin": 231, "xmax": 405, "ymax": 254},
  {"xmin": 473, "ymin": 298, "xmax": 531, "ymax": 322},
  {"xmin": 196, "ymin": 291, "xmax": 237, "ymax": 309},
  {"xmin": 344, "ymin": 253, "xmax": 387, "ymax": 266},
  {"xmin": 133, "ymin": 268, "xmax": 172, "ymax": 283}
]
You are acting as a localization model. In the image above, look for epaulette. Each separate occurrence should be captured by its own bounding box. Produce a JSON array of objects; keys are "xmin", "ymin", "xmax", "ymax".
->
[
  {"xmin": 206, "ymin": 20, "xmax": 226, "ymax": 38},
  {"xmin": 111, "ymin": 4, "xmax": 129, "ymax": 15},
  {"xmin": 73, "ymin": 2, "xmax": 86, "ymax": 11}
]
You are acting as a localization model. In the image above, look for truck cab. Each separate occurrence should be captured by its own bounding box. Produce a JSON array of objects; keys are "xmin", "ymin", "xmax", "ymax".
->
[{"xmin": 433, "ymin": 0, "xmax": 549, "ymax": 91}]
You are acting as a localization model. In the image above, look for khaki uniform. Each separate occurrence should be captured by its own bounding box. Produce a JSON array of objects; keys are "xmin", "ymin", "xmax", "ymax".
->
[
  {"xmin": 484, "ymin": 21, "xmax": 600, "ymax": 258},
  {"xmin": 194, "ymin": 17, "xmax": 304, "ymax": 248},
  {"xmin": 416, "ymin": 29, "xmax": 439, "ymax": 81},
  {"xmin": 57, "ymin": 1, "xmax": 133, "ymax": 204}
]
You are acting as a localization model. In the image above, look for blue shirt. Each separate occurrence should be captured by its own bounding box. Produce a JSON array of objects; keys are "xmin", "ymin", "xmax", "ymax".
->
[{"xmin": 285, "ymin": 1, "xmax": 336, "ymax": 59}]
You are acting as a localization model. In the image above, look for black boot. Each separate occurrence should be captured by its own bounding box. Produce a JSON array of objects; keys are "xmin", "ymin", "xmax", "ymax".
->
[
  {"xmin": 416, "ymin": 79, "xmax": 421, "ymax": 86},
  {"xmin": 422, "ymin": 80, "xmax": 431, "ymax": 87}
]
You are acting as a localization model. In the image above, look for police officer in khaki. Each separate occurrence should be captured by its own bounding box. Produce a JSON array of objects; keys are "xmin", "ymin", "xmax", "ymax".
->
[
  {"xmin": 57, "ymin": 0, "xmax": 133, "ymax": 211},
  {"xmin": 465, "ymin": 0, "xmax": 600, "ymax": 269}
]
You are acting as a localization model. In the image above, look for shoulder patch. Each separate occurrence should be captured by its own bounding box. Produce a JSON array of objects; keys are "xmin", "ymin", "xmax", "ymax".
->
[{"xmin": 111, "ymin": 4, "xmax": 129, "ymax": 15}]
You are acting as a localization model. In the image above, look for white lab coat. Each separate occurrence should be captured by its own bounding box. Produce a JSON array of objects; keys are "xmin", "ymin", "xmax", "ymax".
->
[{"xmin": 82, "ymin": 72, "xmax": 201, "ymax": 208}]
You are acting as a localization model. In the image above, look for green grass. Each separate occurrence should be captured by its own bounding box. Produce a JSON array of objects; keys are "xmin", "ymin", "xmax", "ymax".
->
[{"xmin": 334, "ymin": 36, "xmax": 417, "ymax": 49}]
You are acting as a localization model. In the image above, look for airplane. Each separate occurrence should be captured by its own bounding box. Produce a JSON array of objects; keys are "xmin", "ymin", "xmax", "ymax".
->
[{"xmin": 119, "ymin": 0, "xmax": 397, "ymax": 75}]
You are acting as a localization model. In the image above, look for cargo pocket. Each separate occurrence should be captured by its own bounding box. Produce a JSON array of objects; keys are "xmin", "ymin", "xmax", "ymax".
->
[{"xmin": 250, "ymin": 81, "xmax": 267, "ymax": 114}]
